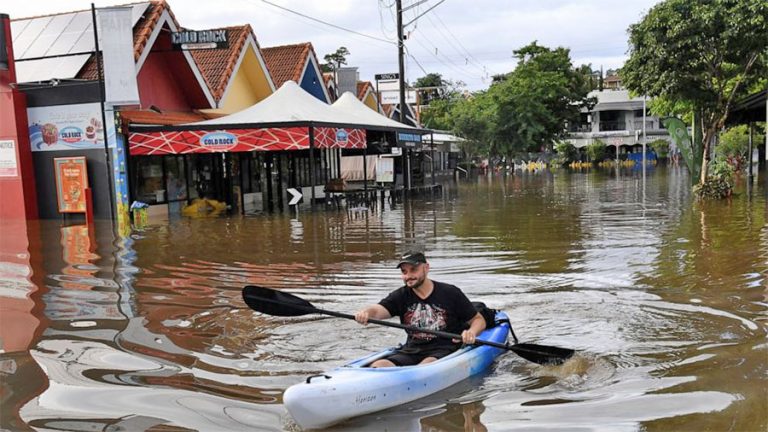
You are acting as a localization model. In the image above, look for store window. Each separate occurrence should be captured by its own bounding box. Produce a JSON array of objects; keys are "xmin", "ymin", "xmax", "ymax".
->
[
  {"xmin": 131, "ymin": 155, "xmax": 164, "ymax": 204},
  {"xmin": 165, "ymin": 156, "xmax": 188, "ymax": 203}
]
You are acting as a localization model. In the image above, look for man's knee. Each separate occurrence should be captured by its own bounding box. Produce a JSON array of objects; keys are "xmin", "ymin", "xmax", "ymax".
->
[
  {"xmin": 370, "ymin": 359, "xmax": 396, "ymax": 368},
  {"xmin": 419, "ymin": 356, "xmax": 438, "ymax": 364}
]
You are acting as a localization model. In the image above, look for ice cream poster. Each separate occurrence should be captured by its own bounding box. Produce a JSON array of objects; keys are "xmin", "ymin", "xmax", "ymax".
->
[
  {"xmin": 28, "ymin": 103, "xmax": 116, "ymax": 152},
  {"xmin": 54, "ymin": 157, "xmax": 89, "ymax": 213}
]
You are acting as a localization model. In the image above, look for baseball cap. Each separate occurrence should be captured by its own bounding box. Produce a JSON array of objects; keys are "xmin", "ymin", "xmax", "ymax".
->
[{"xmin": 396, "ymin": 251, "xmax": 427, "ymax": 268}]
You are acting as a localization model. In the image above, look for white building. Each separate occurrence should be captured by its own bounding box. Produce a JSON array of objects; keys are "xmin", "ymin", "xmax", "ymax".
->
[{"xmin": 566, "ymin": 90, "xmax": 671, "ymax": 155}]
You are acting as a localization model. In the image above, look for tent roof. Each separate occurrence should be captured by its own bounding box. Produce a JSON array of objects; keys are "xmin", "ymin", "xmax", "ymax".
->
[
  {"xmin": 190, "ymin": 80, "xmax": 343, "ymax": 126},
  {"xmin": 332, "ymin": 92, "xmax": 422, "ymax": 131}
]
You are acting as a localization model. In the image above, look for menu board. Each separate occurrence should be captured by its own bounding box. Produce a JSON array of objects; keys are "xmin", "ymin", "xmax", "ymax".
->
[{"xmin": 53, "ymin": 157, "xmax": 89, "ymax": 213}]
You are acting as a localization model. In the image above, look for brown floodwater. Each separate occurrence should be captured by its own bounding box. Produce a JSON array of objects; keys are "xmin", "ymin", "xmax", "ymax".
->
[{"xmin": 1, "ymin": 165, "xmax": 766, "ymax": 431}]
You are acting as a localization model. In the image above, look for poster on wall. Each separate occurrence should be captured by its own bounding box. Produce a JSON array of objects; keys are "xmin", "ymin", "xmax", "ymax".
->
[
  {"xmin": 28, "ymin": 103, "xmax": 116, "ymax": 152},
  {"xmin": 376, "ymin": 157, "xmax": 394, "ymax": 183},
  {"xmin": 0, "ymin": 139, "xmax": 18, "ymax": 177},
  {"xmin": 54, "ymin": 157, "xmax": 89, "ymax": 213}
]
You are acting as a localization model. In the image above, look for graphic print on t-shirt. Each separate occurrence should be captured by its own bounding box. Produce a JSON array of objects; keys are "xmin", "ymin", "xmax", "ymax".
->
[{"xmin": 404, "ymin": 303, "xmax": 447, "ymax": 341}]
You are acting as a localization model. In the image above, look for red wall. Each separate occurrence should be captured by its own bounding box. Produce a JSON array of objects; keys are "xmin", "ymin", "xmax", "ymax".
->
[
  {"xmin": 0, "ymin": 15, "xmax": 38, "ymax": 220},
  {"xmin": 136, "ymin": 29, "xmax": 210, "ymax": 111}
]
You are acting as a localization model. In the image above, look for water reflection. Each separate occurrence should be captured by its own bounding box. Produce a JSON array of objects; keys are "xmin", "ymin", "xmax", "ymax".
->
[{"xmin": 1, "ymin": 166, "xmax": 766, "ymax": 431}]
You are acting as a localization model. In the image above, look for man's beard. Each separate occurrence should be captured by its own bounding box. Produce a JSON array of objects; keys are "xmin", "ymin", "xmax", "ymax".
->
[{"xmin": 406, "ymin": 276, "xmax": 425, "ymax": 289}]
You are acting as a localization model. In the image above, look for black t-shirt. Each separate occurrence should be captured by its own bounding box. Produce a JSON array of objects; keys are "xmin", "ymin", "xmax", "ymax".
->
[{"xmin": 379, "ymin": 281, "xmax": 477, "ymax": 350}]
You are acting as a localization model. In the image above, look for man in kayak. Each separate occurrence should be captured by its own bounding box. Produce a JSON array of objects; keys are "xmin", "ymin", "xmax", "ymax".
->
[{"xmin": 354, "ymin": 251, "xmax": 486, "ymax": 367}]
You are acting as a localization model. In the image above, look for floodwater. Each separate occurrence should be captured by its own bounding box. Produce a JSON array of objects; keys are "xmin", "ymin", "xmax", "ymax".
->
[{"xmin": 1, "ymin": 166, "xmax": 766, "ymax": 432}]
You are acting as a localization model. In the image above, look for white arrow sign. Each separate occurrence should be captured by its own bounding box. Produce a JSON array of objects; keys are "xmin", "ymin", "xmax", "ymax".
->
[{"xmin": 287, "ymin": 188, "xmax": 303, "ymax": 206}]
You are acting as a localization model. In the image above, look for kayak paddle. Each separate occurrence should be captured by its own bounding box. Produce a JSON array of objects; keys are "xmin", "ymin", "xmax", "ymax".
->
[{"xmin": 242, "ymin": 285, "xmax": 575, "ymax": 365}]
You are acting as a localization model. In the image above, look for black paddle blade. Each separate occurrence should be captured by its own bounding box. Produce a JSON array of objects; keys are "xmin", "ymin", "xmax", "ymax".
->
[
  {"xmin": 509, "ymin": 343, "xmax": 575, "ymax": 366},
  {"xmin": 242, "ymin": 285, "xmax": 316, "ymax": 317}
]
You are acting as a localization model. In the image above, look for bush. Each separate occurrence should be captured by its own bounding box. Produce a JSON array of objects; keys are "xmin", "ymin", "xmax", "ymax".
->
[
  {"xmin": 585, "ymin": 139, "xmax": 607, "ymax": 163},
  {"xmin": 715, "ymin": 125, "xmax": 749, "ymax": 171},
  {"xmin": 693, "ymin": 160, "xmax": 734, "ymax": 199},
  {"xmin": 649, "ymin": 139, "xmax": 670, "ymax": 158},
  {"xmin": 554, "ymin": 141, "xmax": 578, "ymax": 166}
]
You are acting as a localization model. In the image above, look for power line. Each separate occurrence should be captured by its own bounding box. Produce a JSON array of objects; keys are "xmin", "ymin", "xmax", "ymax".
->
[{"xmin": 256, "ymin": 0, "xmax": 395, "ymax": 45}]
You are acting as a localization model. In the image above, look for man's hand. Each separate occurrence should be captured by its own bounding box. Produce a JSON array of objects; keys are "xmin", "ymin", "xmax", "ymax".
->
[
  {"xmin": 354, "ymin": 310, "xmax": 370, "ymax": 325},
  {"xmin": 460, "ymin": 329, "xmax": 477, "ymax": 345}
]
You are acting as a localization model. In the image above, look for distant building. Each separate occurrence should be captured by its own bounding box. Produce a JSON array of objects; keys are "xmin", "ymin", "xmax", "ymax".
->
[{"xmin": 565, "ymin": 90, "xmax": 672, "ymax": 156}]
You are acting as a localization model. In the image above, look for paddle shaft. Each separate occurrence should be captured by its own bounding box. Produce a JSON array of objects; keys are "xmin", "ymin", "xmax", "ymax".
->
[{"xmin": 257, "ymin": 295, "xmax": 520, "ymax": 352}]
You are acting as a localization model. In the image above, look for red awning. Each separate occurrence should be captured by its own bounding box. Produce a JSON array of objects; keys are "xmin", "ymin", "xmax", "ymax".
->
[{"xmin": 128, "ymin": 127, "xmax": 365, "ymax": 155}]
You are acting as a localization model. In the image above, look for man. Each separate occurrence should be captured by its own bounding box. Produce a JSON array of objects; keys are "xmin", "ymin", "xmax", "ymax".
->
[{"xmin": 354, "ymin": 251, "xmax": 486, "ymax": 367}]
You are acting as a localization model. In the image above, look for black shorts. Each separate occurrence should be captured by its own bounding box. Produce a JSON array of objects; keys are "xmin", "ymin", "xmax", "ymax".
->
[{"xmin": 386, "ymin": 345, "xmax": 458, "ymax": 366}]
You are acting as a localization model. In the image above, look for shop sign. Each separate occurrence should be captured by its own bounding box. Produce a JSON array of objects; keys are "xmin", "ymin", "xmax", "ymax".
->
[
  {"xmin": 375, "ymin": 73, "xmax": 399, "ymax": 80},
  {"xmin": 27, "ymin": 103, "xmax": 115, "ymax": 152},
  {"xmin": 172, "ymin": 29, "xmax": 229, "ymax": 50},
  {"xmin": 0, "ymin": 140, "xmax": 18, "ymax": 177},
  {"xmin": 54, "ymin": 157, "xmax": 88, "ymax": 213},
  {"xmin": 397, "ymin": 132, "xmax": 422, "ymax": 148},
  {"xmin": 200, "ymin": 131, "xmax": 237, "ymax": 151},
  {"xmin": 335, "ymin": 129, "xmax": 348, "ymax": 144}
]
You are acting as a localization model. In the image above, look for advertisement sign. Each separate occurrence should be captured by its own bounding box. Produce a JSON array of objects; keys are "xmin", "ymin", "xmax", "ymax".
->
[
  {"xmin": 28, "ymin": 103, "xmax": 116, "ymax": 152},
  {"xmin": 54, "ymin": 157, "xmax": 88, "ymax": 213},
  {"xmin": 375, "ymin": 157, "xmax": 394, "ymax": 183},
  {"xmin": 98, "ymin": 7, "xmax": 141, "ymax": 106},
  {"xmin": 380, "ymin": 89, "xmax": 417, "ymax": 105},
  {"xmin": 0, "ymin": 139, "xmax": 18, "ymax": 177}
]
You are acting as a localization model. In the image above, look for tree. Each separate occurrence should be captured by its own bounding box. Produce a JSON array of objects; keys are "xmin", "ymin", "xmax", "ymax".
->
[
  {"xmin": 623, "ymin": 0, "xmax": 768, "ymax": 187},
  {"xmin": 486, "ymin": 42, "xmax": 595, "ymax": 157},
  {"xmin": 321, "ymin": 47, "xmax": 350, "ymax": 73},
  {"xmin": 414, "ymin": 73, "xmax": 445, "ymax": 105}
]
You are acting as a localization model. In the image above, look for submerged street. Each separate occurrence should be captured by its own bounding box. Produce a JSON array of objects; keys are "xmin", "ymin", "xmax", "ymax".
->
[{"xmin": 1, "ymin": 166, "xmax": 766, "ymax": 431}]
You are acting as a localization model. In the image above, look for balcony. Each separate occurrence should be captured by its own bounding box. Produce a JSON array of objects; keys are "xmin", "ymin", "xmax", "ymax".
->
[{"xmin": 599, "ymin": 121, "xmax": 625, "ymax": 131}]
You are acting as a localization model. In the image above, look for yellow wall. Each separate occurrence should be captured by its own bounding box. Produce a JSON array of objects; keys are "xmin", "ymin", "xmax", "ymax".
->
[
  {"xmin": 362, "ymin": 92, "xmax": 379, "ymax": 112},
  {"xmin": 202, "ymin": 46, "xmax": 274, "ymax": 115}
]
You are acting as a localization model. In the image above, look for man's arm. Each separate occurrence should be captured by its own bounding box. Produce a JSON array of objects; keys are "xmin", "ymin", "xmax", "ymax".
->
[
  {"xmin": 355, "ymin": 304, "xmax": 392, "ymax": 325},
  {"xmin": 460, "ymin": 312, "xmax": 486, "ymax": 344}
]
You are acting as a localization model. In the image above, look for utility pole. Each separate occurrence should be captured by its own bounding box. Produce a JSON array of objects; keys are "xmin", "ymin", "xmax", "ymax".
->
[{"xmin": 396, "ymin": 0, "xmax": 405, "ymax": 124}]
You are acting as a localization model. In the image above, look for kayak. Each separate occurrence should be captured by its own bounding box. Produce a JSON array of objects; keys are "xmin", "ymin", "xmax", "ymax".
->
[{"xmin": 283, "ymin": 311, "xmax": 510, "ymax": 429}]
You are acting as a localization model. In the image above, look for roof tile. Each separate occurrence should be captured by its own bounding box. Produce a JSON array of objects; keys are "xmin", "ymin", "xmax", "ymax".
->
[
  {"xmin": 261, "ymin": 42, "xmax": 314, "ymax": 87},
  {"xmin": 189, "ymin": 24, "xmax": 252, "ymax": 102}
]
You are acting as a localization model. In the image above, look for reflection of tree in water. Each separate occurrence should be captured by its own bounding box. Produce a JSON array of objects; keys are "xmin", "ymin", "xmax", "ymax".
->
[{"xmin": 420, "ymin": 401, "xmax": 487, "ymax": 432}]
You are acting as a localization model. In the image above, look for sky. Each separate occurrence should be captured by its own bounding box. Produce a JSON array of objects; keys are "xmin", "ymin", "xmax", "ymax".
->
[{"xmin": 4, "ymin": 0, "xmax": 661, "ymax": 91}]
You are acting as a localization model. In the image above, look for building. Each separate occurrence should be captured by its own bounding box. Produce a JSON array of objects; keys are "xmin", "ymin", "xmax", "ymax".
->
[{"xmin": 566, "ymin": 90, "xmax": 671, "ymax": 158}]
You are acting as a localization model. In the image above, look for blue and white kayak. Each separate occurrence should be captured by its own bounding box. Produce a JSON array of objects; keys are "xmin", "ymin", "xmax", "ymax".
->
[{"xmin": 283, "ymin": 311, "xmax": 510, "ymax": 429}]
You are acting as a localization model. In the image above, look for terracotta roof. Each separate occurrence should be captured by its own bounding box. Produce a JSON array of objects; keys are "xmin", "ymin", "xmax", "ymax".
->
[
  {"xmin": 356, "ymin": 81, "xmax": 374, "ymax": 100},
  {"xmin": 78, "ymin": 0, "xmax": 181, "ymax": 80},
  {"xmin": 261, "ymin": 42, "xmax": 315, "ymax": 87},
  {"xmin": 189, "ymin": 24, "xmax": 254, "ymax": 102},
  {"xmin": 121, "ymin": 109, "xmax": 214, "ymax": 126},
  {"xmin": 323, "ymin": 72, "xmax": 335, "ymax": 84}
]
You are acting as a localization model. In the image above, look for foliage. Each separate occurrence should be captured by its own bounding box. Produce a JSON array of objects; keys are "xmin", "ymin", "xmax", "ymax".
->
[
  {"xmin": 715, "ymin": 125, "xmax": 749, "ymax": 171},
  {"xmin": 649, "ymin": 139, "xmax": 670, "ymax": 158},
  {"xmin": 585, "ymin": 139, "xmax": 607, "ymax": 162},
  {"xmin": 623, "ymin": 0, "xmax": 768, "ymax": 187},
  {"xmin": 486, "ymin": 42, "xmax": 596, "ymax": 156},
  {"xmin": 693, "ymin": 160, "xmax": 734, "ymax": 199},
  {"xmin": 321, "ymin": 47, "xmax": 350, "ymax": 72},
  {"xmin": 553, "ymin": 141, "xmax": 578, "ymax": 166}
]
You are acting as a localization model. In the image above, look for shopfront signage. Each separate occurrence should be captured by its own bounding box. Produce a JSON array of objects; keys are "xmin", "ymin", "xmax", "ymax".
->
[
  {"xmin": 375, "ymin": 73, "xmax": 399, "ymax": 81},
  {"xmin": 54, "ymin": 157, "xmax": 88, "ymax": 213},
  {"xmin": 200, "ymin": 131, "xmax": 237, "ymax": 151},
  {"xmin": 397, "ymin": 132, "xmax": 422, "ymax": 148},
  {"xmin": 172, "ymin": 29, "xmax": 228, "ymax": 50}
]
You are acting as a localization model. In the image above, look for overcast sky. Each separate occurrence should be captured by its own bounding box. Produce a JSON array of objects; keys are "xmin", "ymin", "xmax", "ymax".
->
[{"xmin": 4, "ymin": 0, "xmax": 660, "ymax": 91}]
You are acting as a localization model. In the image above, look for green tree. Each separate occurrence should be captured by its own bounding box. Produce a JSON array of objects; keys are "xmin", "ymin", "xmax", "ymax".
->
[
  {"xmin": 716, "ymin": 125, "xmax": 750, "ymax": 171},
  {"xmin": 486, "ymin": 42, "xmax": 595, "ymax": 158},
  {"xmin": 554, "ymin": 141, "xmax": 578, "ymax": 166},
  {"xmin": 585, "ymin": 139, "xmax": 607, "ymax": 163},
  {"xmin": 450, "ymin": 92, "xmax": 494, "ymax": 162},
  {"xmin": 321, "ymin": 47, "xmax": 350, "ymax": 72},
  {"xmin": 623, "ymin": 0, "xmax": 768, "ymax": 188}
]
